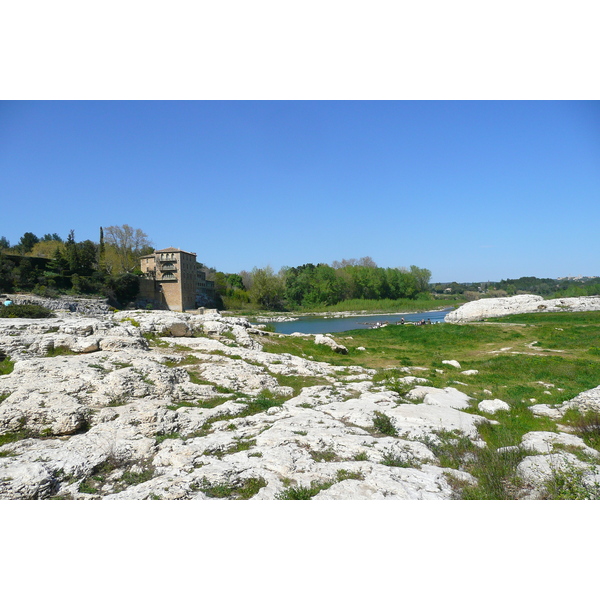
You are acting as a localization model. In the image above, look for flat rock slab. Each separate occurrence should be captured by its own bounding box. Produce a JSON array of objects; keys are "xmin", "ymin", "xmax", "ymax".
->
[
  {"xmin": 445, "ymin": 295, "xmax": 600, "ymax": 323},
  {"xmin": 478, "ymin": 399, "xmax": 510, "ymax": 414},
  {"xmin": 406, "ymin": 386, "xmax": 472, "ymax": 409}
]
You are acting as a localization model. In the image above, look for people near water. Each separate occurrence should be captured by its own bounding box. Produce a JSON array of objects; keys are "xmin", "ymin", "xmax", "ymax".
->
[{"xmin": 414, "ymin": 318, "xmax": 432, "ymax": 326}]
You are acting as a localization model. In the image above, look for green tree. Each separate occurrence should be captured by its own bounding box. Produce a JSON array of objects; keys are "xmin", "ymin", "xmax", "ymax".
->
[
  {"xmin": 0, "ymin": 253, "xmax": 16, "ymax": 292},
  {"xmin": 63, "ymin": 230, "xmax": 77, "ymax": 272},
  {"xmin": 104, "ymin": 273, "xmax": 140, "ymax": 307},
  {"xmin": 18, "ymin": 232, "xmax": 39, "ymax": 254},
  {"xmin": 249, "ymin": 266, "xmax": 285, "ymax": 310},
  {"xmin": 98, "ymin": 227, "xmax": 106, "ymax": 274},
  {"xmin": 409, "ymin": 265, "xmax": 432, "ymax": 294},
  {"xmin": 104, "ymin": 224, "xmax": 153, "ymax": 273},
  {"xmin": 41, "ymin": 233, "xmax": 63, "ymax": 242}
]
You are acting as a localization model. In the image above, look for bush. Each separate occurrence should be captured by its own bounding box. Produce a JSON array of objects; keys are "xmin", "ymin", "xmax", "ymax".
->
[
  {"xmin": 104, "ymin": 273, "xmax": 140, "ymax": 308},
  {"xmin": 0, "ymin": 304, "xmax": 54, "ymax": 318},
  {"xmin": 372, "ymin": 411, "xmax": 397, "ymax": 436}
]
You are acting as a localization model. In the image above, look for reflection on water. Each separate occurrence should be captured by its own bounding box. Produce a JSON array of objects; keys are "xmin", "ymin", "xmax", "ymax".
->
[{"xmin": 262, "ymin": 309, "xmax": 453, "ymax": 335}]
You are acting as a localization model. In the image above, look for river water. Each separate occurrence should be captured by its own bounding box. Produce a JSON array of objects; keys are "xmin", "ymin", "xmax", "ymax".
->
[{"xmin": 261, "ymin": 309, "xmax": 453, "ymax": 335}]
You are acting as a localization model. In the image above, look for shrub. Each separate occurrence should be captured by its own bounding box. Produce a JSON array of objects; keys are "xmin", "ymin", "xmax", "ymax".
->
[
  {"xmin": 541, "ymin": 464, "xmax": 600, "ymax": 500},
  {"xmin": 372, "ymin": 411, "xmax": 397, "ymax": 436},
  {"xmin": 0, "ymin": 304, "xmax": 54, "ymax": 318},
  {"xmin": 196, "ymin": 476, "xmax": 267, "ymax": 499},
  {"xmin": 380, "ymin": 449, "xmax": 420, "ymax": 468},
  {"xmin": 276, "ymin": 480, "xmax": 334, "ymax": 500}
]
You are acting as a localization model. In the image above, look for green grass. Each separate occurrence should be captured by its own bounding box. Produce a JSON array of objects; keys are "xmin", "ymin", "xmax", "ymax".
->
[
  {"xmin": 196, "ymin": 476, "xmax": 267, "ymax": 499},
  {"xmin": 0, "ymin": 430, "xmax": 31, "ymax": 447},
  {"xmin": 276, "ymin": 469, "xmax": 366, "ymax": 499},
  {"xmin": 309, "ymin": 446, "xmax": 341, "ymax": 462},
  {"xmin": 560, "ymin": 409, "xmax": 600, "ymax": 451},
  {"xmin": 418, "ymin": 430, "xmax": 529, "ymax": 499},
  {"xmin": 475, "ymin": 400, "xmax": 558, "ymax": 449},
  {"xmin": 487, "ymin": 311, "xmax": 600, "ymax": 326},
  {"xmin": 380, "ymin": 449, "xmax": 421, "ymax": 468},
  {"xmin": 121, "ymin": 317, "xmax": 141, "ymax": 328},
  {"xmin": 539, "ymin": 463, "xmax": 600, "ymax": 500},
  {"xmin": 276, "ymin": 481, "xmax": 334, "ymax": 499},
  {"xmin": 239, "ymin": 390, "xmax": 289, "ymax": 416},
  {"xmin": 0, "ymin": 358, "xmax": 15, "ymax": 375},
  {"xmin": 143, "ymin": 332, "xmax": 170, "ymax": 347},
  {"xmin": 294, "ymin": 297, "xmax": 457, "ymax": 314},
  {"xmin": 78, "ymin": 458, "xmax": 155, "ymax": 494},
  {"xmin": 352, "ymin": 451, "xmax": 370, "ymax": 461},
  {"xmin": 45, "ymin": 346, "xmax": 77, "ymax": 357},
  {"xmin": 272, "ymin": 373, "xmax": 332, "ymax": 396},
  {"xmin": 263, "ymin": 312, "xmax": 600, "ymax": 408},
  {"xmin": 164, "ymin": 354, "xmax": 202, "ymax": 367}
]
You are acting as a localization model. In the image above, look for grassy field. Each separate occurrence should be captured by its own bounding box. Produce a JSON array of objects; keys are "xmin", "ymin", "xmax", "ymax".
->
[
  {"xmin": 262, "ymin": 310, "xmax": 600, "ymax": 498},
  {"xmin": 263, "ymin": 312, "xmax": 600, "ymax": 406}
]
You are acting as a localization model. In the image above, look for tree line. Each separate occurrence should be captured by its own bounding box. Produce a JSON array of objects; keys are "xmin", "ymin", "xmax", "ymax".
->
[
  {"xmin": 0, "ymin": 225, "xmax": 153, "ymax": 307},
  {"xmin": 430, "ymin": 275, "xmax": 600, "ymax": 299},
  {"xmin": 211, "ymin": 258, "xmax": 432, "ymax": 311},
  {"xmin": 2, "ymin": 230, "xmax": 436, "ymax": 312}
]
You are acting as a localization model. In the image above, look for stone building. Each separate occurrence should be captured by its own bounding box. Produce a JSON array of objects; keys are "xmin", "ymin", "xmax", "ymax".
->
[{"xmin": 138, "ymin": 247, "xmax": 215, "ymax": 311}]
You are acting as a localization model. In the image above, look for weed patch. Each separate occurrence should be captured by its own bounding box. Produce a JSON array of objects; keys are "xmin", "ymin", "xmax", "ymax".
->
[
  {"xmin": 372, "ymin": 411, "xmax": 397, "ymax": 436},
  {"xmin": 196, "ymin": 476, "xmax": 267, "ymax": 499},
  {"xmin": 540, "ymin": 463, "xmax": 600, "ymax": 500},
  {"xmin": 45, "ymin": 346, "xmax": 77, "ymax": 357},
  {"xmin": 380, "ymin": 449, "xmax": 421, "ymax": 468},
  {"xmin": 560, "ymin": 409, "xmax": 600, "ymax": 451}
]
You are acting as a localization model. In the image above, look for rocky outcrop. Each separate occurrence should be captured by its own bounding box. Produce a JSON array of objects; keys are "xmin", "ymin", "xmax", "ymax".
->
[
  {"xmin": 1, "ymin": 309, "xmax": 599, "ymax": 500},
  {"xmin": 445, "ymin": 295, "xmax": 600, "ymax": 323},
  {"xmin": 5, "ymin": 294, "xmax": 112, "ymax": 315}
]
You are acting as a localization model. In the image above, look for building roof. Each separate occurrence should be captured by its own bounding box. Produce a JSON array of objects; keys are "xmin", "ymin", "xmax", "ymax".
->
[{"xmin": 156, "ymin": 247, "xmax": 197, "ymax": 256}]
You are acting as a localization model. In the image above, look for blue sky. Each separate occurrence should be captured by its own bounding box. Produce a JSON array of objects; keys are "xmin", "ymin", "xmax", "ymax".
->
[{"xmin": 1, "ymin": 100, "xmax": 598, "ymax": 283}]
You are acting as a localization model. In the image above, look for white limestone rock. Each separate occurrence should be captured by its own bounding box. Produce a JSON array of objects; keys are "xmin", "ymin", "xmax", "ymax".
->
[
  {"xmin": 520, "ymin": 431, "xmax": 600, "ymax": 458},
  {"xmin": 528, "ymin": 404, "xmax": 563, "ymax": 419},
  {"xmin": 314, "ymin": 334, "xmax": 348, "ymax": 354},
  {"xmin": 561, "ymin": 384, "xmax": 600, "ymax": 413},
  {"xmin": 516, "ymin": 453, "xmax": 600, "ymax": 499},
  {"xmin": 478, "ymin": 399, "xmax": 510, "ymax": 414},
  {"xmin": 0, "ymin": 390, "xmax": 89, "ymax": 436},
  {"xmin": 445, "ymin": 294, "xmax": 600, "ymax": 323},
  {"xmin": 406, "ymin": 386, "xmax": 472, "ymax": 410},
  {"xmin": 4, "ymin": 309, "xmax": 600, "ymax": 500},
  {"xmin": 442, "ymin": 360, "xmax": 461, "ymax": 369}
]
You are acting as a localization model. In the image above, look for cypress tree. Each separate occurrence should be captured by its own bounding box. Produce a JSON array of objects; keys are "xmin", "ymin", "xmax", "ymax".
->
[{"xmin": 98, "ymin": 226, "xmax": 106, "ymax": 274}]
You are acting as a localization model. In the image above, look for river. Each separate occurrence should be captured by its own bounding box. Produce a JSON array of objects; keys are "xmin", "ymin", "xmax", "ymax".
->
[{"xmin": 259, "ymin": 309, "xmax": 453, "ymax": 335}]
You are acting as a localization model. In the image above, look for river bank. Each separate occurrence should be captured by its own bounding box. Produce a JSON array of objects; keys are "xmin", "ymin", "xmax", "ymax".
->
[
  {"xmin": 226, "ymin": 305, "xmax": 459, "ymax": 323},
  {"xmin": 259, "ymin": 309, "xmax": 454, "ymax": 335}
]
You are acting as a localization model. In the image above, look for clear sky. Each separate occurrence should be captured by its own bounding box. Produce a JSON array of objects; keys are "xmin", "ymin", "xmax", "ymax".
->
[{"xmin": 1, "ymin": 100, "xmax": 598, "ymax": 283}]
